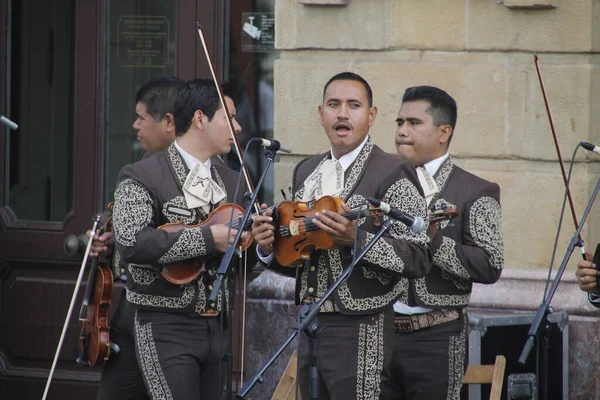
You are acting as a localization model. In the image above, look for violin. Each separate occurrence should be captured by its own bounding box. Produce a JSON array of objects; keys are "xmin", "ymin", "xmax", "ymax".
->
[
  {"xmin": 158, "ymin": 203, "xmax": 256, "ymax": 285},
  {"xmin": 273, "ymin": 197, "xmax": 460, "ymax": 267},
  {"xmin": 76, "ymin": 205, "xmax": 115, "ymax": 367},
  {"xmin": 428, "ymin": 202, "xmax": 459, "ymax": 227},
  {"xmin": 273, "ymin": 196, "xmax": 385, "ymax": 267}
]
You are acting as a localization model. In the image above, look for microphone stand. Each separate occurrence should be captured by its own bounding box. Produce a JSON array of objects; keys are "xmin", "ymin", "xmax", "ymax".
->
[
  {"xmin": 210, "ymin": 143, "xmax": 278, "ymax": 400},
  {"xmin": 518, "ymin": 174, "xmax": 600, "ymax": 397},
  {"xmin": 237, "ymin": 218, "xmax": 395, "ymax": 399}
]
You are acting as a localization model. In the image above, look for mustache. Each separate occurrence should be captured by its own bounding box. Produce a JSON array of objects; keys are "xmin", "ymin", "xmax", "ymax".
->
[{"xmin": 333, "ymin": 120, "xmax": 353, "ymax": 130}]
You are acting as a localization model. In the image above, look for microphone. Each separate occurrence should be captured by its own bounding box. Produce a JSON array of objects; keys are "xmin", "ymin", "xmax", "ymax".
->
[
  {"xmin": 259, "ymin": 138, "xmax": 292, "ymax": 153},
  {"xmin": 581, "ymin": 142, "xmax": 600, "ymax": 155},
  {"xmin": 0, "ymin": 115, "xmax": 18, "ymax": 131},
  {"xmin": 366, "ymin": 198, "xmax": 427, "ymax": 234}
]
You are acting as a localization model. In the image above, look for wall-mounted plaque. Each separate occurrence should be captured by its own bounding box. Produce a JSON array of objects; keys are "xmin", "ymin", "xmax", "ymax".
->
[
  {"xmin": 117, "ymin": 16, "xmax": 170, "ymax": 67},
  {"xmin": 242, "ymin": 13, "xmax": 275, "ymax": 53}
]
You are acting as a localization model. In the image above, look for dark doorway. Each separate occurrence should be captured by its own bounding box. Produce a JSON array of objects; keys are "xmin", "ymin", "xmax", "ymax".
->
[{"xmin": 0, "ymin": 0, "xmax": 226, "ymax": 398}]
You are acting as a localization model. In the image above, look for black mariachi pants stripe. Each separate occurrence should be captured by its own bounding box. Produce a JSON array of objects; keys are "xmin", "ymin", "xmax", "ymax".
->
[
  {"xmin": 297, "ymin": 310, "xmax": 393, "ymax": 400},
  {"xmin": 133, "ymin": 309, "xmax": 223, "ymax": 400},
  {"xmin": 97, "ymin": 291, "xmax": 149, "ymax": 400},
  {"xmin": 380, "ymin": 315, "xmax": 467, "ymax": 400}
]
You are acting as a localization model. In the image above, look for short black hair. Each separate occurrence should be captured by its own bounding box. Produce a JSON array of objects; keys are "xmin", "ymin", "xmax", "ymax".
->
[
  {"xmin": 402, "ymin": 86, "xmax": 457, "ymax": 131},
  {"xmin": 135, "ymin": 75, "xmax": 184, "ymax": 121},
  {"xmin": 322, "ymin": 72, "xmax": 373, "ymax": 107},
  {"xmin": 174, "ymin": 79, "xmax": 235, "ymax": 136}
]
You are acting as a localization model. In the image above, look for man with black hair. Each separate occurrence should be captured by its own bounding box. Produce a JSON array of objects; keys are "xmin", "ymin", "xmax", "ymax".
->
[
  {"xmin": 96, "ymin": 75, "xmax": 184, "ymax": 400},
  {"xmin": 380, "ymin": 86, "xmax": 504, "ymax": 399},
  {"xmin": 252, "ymin": 72, "xmax": 432, "ymax": 400},
  {"xmin": 109, "ymin": 78, "xmax": 246, "ymax": 399}
]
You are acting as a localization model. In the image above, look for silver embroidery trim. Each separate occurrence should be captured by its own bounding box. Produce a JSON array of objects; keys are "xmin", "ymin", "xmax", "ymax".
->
[
  {"xmin": 341, "ymin": 138, "xmax": 373, "ymax": 200},
  {"xmin": 158, "ymin": 227, "xmax": 208, "ymax": 264},
  {"xmin": 345, "ymin": 194, "xmax": 369, "ymax": 226},
  {"xmin": 134, "ymin": 312, "xmax": 174, "ymax": 400},
  {"xmin": 446, "ymin": 318, "xmax": 466, "ymax": 400},
  {"xmin": 126, "ymin": 284, "xmax": 195, "ymax": 309},
  {"xmin": 362, "ymin": 232, "xmax": 405, "ymax": 274},
  {"xmin": 363, "ymin": 266, "xmax": 392, "ymax": 285},
  {"xmin": 195, "ymin": 278, "xmax": 207, "ymax": 313},
  {"xmin": 442, "ymin": 270, "xmax": 470, "ymax": 291},
  {"xmin": 168, "ymin": 143, "xmax": 187, "ymax": 187},
  {"xmin": 385, "ymin": 179, "xmax": 429, "ymax": 247},
  {"xmin": 434, "ymin": 236, "xmax": 470, "ymax": 280},
  {"xmin": 414, "ymin": 277, "xmax": 471, "ymax": 307},
  {"xmin": 331, "ymin": 249, "xmax": 410, "ymax": 311},
  {"xmin": 434, "ymin": 156, "xmax": 454, "ymax": 193},
  {"xmin": 113, "ymin": 179, "xmax": 154, "ymax": 247},
  {"xmin": 356, "ymin": 312, "xmax": 384, "ymax": 400},
  {"xmin": 163, "ymin": 196, "xmax": 199, "ymax": 224},
  {"xmin": 129, "ymin": 264, "xmax": 158, "ymax": 286},
  {"xmin": 299, "ymin": 266, "xmax": 309, "ymax": 300},
  {"xmin": 470, "ymin": 197, "xmax": 504, "ymax": 271},
  {"xmin": 316, "ymin": 254, "xmax": 329, "ymax": 297}
]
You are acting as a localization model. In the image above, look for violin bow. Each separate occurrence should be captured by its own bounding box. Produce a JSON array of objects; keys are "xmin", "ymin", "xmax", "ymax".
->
[
  {"xmin": 534, "ymin": 53, "xmax": 586, "ymax": 259},
  {"xmin": 196, "ymin": 22, "xmax": 254, "ymax": 389},
  {"xmin": 42, "ymin": 216, "xmax": 102, "ymax": 400}
]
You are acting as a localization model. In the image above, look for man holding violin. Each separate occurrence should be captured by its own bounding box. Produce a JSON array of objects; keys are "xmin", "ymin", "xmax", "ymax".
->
[
  {"xmin": 94, "ymin": 75, "xmax": 184, "ymax": 400},
  {"xmin": 380, "ymin": 86, "xmax": 504, "ymax": 399},
  {"xmin": 252, "ymin": 72, "xmax": 433, "ymax": 400},
  {"xmin": 111, "ymin": 78, "xmax": 247, "ymax": 399}
]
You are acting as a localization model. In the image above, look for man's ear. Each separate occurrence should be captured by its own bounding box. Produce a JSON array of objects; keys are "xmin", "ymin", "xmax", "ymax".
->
[
  {"xmin": 193, "ymin": 110, "xmax": 206, "ymax": 130},
  {"xmin": 439, "ymin": 125, "xmax": 453, "ymax": 145},
  {"xmin": 164, "ymin": 113, "xmax": 176, "ymax": 131},
  {"xmin": 318, "ymin": 104, "xmax": 324, "ymax": 127},
  {"xmin": 368, "ymin": 106, "xmax": 378, "ymax": 127}
]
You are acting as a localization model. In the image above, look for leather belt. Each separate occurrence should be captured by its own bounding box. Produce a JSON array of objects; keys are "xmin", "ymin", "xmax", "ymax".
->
[
  {"xmin": 200, "ymin": 310, "xmax": 219, "ymax": 317},
  {"xmin": 394, "ymin": 309, "xmax": 461, "ymax": 332},
  {"xmin": 301, "ymin": 297, "xmax": 339, "ymax": 313}
]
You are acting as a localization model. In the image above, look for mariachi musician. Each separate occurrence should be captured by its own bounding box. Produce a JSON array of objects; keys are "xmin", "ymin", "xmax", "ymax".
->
[
  {"xmin": 110, "ymin": 78, "xmax": 249, "ymax": 400},
  {"xmin": 92, "ymin": 75, "xmax": 185, "ymax": 400},
  {"xmin": 381, "ymin": 86, "xmax": 504, "ymax": 399},
  {"xmin": 251, "ymin": 72, "xmax": 432, "ymax": 400}
]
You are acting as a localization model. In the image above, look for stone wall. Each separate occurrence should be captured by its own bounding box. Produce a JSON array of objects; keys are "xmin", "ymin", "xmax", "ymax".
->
[{"xmin": 243, "ymin": 1, "xmax": 600, "ymax": 398}]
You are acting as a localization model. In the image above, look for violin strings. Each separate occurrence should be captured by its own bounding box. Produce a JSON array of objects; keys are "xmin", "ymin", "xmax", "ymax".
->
[{"xmin": 293, "ymin": 209, "xmax": 377, "ymax": 234}]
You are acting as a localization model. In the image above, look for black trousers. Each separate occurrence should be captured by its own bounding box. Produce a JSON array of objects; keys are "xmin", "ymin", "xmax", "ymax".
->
[
  {"xmin": 297, "ymin": 310, "xmax": 393, "ymax": 400},
  {"xmin": 380, "ymin": 315, "xmax": 467, "ymax": 400},
  {"xmin": 133, "ymin": 309, "xmax": 223, "ymax": 400},
  {"xmin": 97, "ymin": 292, "xmax": 149, "ymax": 400}
]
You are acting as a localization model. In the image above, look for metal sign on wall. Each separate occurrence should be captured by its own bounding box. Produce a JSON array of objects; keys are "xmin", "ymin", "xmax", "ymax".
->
[
  {"xmin": 241, "ymin": 13, "xmax": 275, "ymax": 52},
  {"xmin": 117, "ymin": 16, "xmax": 171, "ymax": 67}
]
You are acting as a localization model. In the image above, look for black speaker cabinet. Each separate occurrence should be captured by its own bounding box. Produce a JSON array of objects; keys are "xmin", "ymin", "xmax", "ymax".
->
[{"xmin": 466, "ymin": 308, "xmax": 568, "ymax": 400}]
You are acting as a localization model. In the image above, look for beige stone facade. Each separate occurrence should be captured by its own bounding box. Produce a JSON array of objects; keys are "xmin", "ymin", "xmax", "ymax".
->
[
  {"xmin": 273, "ymin": 0, "xmax": 600, "ymax": 271},
  {"xmin": 264, "ymin": 2, "xmax": 600, "ymax": 395}
]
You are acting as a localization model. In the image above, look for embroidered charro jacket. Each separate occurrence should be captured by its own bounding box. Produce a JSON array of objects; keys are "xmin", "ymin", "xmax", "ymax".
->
[
  {"xmin": 112, "ymin": 144, "xmax": 244, "ymax": 314},
  {"xmin": 404, "ymin": 156, "xmax": 504, "ymax": 309},
  {"xmin": 268, "ymin": 138, "xmax": 433, "ymax": 315}
]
